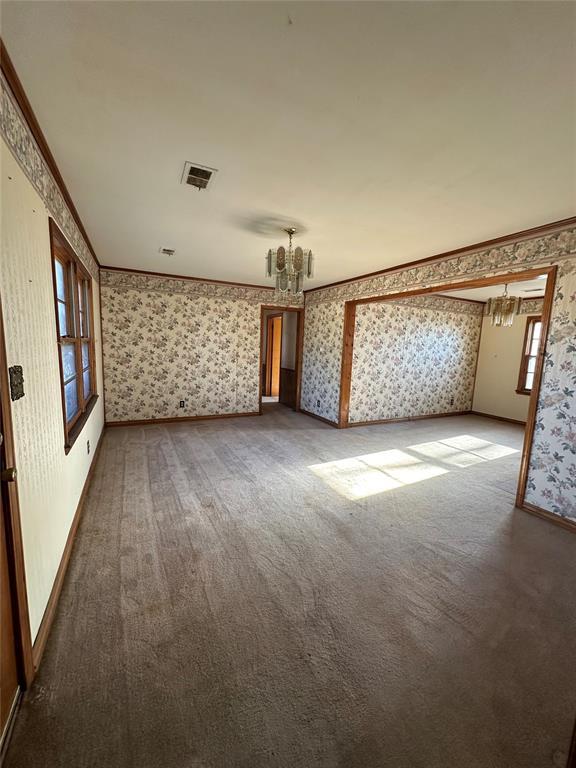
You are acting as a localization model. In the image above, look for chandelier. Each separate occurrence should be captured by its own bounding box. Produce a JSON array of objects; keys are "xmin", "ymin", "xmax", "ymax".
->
[
  {"xmin": 266, "ymin": 228, "xmax": 313, "ymax": 297},
  {"xmin": 486, "ymin": 284, "xmax": 519, "ymax": 327}
]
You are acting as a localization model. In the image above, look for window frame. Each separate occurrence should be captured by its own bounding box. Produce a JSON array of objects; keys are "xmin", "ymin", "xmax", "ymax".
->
[
  {"xmin": 49, "ymin": 219, "xmax": 98, "ymax": 453},
  {"xmin": 516, "ymin": 315, "xmax": 542, "ymax": 396}
]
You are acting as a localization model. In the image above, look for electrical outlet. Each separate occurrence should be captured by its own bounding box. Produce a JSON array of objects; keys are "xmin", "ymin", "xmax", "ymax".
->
[
  {"xmin": 179, "ymin": 401, "xmax": 185, "ymax": 408},
  {"xmin": 450, "ymin": 397, "xmax": 454, "ymax": 406},
  {"xmin": 316, "ymin": 399, "xmax": 321, "ymax": 408},
  {"xmin": 87, "ymin": 440, "xmax": 90, "ymax": 454}
]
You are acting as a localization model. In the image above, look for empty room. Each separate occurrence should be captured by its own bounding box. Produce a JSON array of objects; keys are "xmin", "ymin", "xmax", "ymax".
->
[{"xmin": 0, "ymin": 2, "xmax": 575, "ymax": 767}]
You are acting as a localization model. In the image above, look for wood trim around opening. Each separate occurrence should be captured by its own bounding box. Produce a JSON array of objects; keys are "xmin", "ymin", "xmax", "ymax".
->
[
  {"xmin": 0, "ymin": 39, "xmax": 100, "ymax": 268},
  {"xmin": 49, "ymin": 219, "xmax": 99, "ymax": 453},
  {"xmin": 516, "ymin": 315, "xmax": 542, "ymax": 396},
  {"xmin": 0, "ymin": 296, "xmax": 34, "ymax": 687},
  {"xmin": 335, "ymin": 266, "xmax": 559, "ymax": 521},
  {"xmin": 259, "ymin": 306, "xmax": 304, "ymax": 415}
]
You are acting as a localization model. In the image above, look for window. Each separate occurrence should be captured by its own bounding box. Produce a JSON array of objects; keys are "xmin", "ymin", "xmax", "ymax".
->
[
  {"xmin": 49, "ymin": 220, "xmax": 97, "ymax": 451},
  {"xmin": 517, "ymin": 316, "xmax": 542, "ymax": 395}
]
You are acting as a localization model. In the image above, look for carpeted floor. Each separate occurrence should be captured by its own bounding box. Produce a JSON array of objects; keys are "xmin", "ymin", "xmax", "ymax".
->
[{"xmin": 5, "ymin": 409, "xmax": 576, "ymax": 768}]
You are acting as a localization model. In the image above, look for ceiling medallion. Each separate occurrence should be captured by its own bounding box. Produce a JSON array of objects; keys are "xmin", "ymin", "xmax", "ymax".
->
[{"xmin": 266, "ymin": 228, "xmax": 313, "ymax": 298}]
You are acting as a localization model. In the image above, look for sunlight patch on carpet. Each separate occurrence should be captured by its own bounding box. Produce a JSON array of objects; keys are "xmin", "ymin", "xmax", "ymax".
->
[{"xmin": 309, "ymin": 435, "xmax": 519, "ymax": 500}]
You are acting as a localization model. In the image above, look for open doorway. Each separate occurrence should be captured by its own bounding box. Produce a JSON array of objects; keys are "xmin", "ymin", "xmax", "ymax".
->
[
  {"xmin": 337, "ymin": 266, "xmax": 557, "ymax": 519},
  {"xmin": 260, "ymin": 307, "xmax": 303, "ymax": 412}
]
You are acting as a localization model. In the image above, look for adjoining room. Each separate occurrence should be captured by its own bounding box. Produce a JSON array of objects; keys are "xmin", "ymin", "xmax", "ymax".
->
[{"xmin": 1, "ymin": 2, "xmax": 575, "ymax": 767}]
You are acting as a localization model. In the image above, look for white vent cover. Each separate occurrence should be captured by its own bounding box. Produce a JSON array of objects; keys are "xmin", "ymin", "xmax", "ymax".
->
[{"xmin": 181, "ymin": 162, "xmax": 217, "ymax": 190}]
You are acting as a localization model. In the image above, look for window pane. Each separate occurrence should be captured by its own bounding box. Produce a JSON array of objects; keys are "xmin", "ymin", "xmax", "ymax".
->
[
  {"xmin": 61, "ymin": 343, "xmax": 76, "ymax": 382},
  {"xmin": 82, "ymin": 310, "xmax": 90, "ymax": 337},
  {"xmin": 525, "ymin": 373, "xmax": 534, "ymax": 390},
  {"xmin": 532, "ymin": 322, "xmax": 542, "ymax": 339},
  {"xmin": 77, "ymin": 281, "xmax": 84, "ymax": 312},
  {"xmin": 81, "ymin": 341, "xmax": 90, "ymax": 370},
  {"xmin": 58, "ymin": 301, "xmax": 68, "ymax": 336},
  {"xmin": 83, "ymin": 369, "xmax": 91, "ymax": 399},
  {"xmin": 64, "ymin": 379, "xmax": 79, "ymax": 421},
  {"xmin": 530, "ymin": 338, "xmax": 540, "ymax": 356},
  {"xmin": 55, "ymin": 259, "xmax": 66, "ymax": 301},
  {"xmin": 527, "ymin": 357, "xmax": 536, "ymax": 374}
]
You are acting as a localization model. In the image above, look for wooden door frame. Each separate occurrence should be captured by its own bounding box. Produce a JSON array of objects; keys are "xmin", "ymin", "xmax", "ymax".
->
[
  {"xmin": 0, "ymin": 296, "xmax": 34, "ymax": 693},
  {"xmin": 336, "ymin": 265, "xmax": 569, "ymax": 531},
  {"xmin": 264, "ymin": 313, "xmax": 283, "ymax": 397},
  {"xmin": 259, "ymin": 306, "xmax": 305, "ymax": 414}
]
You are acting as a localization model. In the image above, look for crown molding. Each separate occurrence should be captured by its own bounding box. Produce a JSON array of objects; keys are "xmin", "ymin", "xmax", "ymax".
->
[{"xmin": 305, "ymin": 216, "xmax": 576, "ymax": 295}]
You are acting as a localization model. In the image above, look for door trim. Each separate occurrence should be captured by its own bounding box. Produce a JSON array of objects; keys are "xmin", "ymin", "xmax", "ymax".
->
[
  {"xmin": 335, "ymin": 266, "xmax": 569, "ymax": 530},
  {"xmin": 0, "ymin": 295, "xmax": 34, "ymax": 687},
  {"xmin": 259, "ymin": 306, "xmax": 305, "ymax": 413}
]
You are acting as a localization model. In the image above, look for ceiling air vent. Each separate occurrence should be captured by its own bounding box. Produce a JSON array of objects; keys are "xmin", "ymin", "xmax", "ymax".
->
[
  {"xmin": 181, "ymin": 162, "xmax": 217, "ymax": 191},
  {"xmin": 159, "ymin": 247, "xmax": 175, "ymax": 256}
]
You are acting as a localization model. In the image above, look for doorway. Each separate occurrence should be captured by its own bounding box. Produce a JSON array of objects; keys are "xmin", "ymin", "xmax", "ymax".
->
[
  {"xmin": 260, "ymin": 306, "xmax": 304, "ymax": 412},
  {"xmin": 264, "ymin": 313, "xmax": 283, "ymax": 400},
  {"xmin": 337, "ymin": 265, "xmax": 558, "ymax": 523},
  {"xmin": 0, "ymin": 301, "xmax": 33, "ymax": 758}
]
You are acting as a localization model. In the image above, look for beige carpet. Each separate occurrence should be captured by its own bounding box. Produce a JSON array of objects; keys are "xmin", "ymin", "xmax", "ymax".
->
[{"xmin": 5, "ymin": 409, "xmax": 576, "ymax": 767}]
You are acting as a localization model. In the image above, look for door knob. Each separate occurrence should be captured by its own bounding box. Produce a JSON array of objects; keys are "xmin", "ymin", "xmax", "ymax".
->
[{"xmin": 1, "ymin": 467, "xmax": 17, "ymax": 482}]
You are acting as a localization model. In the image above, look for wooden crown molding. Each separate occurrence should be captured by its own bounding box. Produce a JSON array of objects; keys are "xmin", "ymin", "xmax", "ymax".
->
[
  {"xmin": 305, "ymin": 216, "xmax": 576, "ymax": 295},
  {"xmin": 100, "ymin": 264, "xmax": 275, "ymax": 291},
  {"xmin": 0, "ymin": 38, "xmax": 100, "ymax": 267}
]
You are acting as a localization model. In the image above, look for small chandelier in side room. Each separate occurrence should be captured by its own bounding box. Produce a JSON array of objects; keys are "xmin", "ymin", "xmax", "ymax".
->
[
  {"xmin": 486, "ymin": 284, "xmax": 519, "ymax": 327},
  {"xmin": 266, "ymin": 228, "xmax": 313, "ymax": 298}
]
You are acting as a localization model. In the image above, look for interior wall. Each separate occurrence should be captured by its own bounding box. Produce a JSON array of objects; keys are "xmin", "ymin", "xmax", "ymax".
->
[
  {"xmin": 349, "ymin": 295, "xmax": 483, "ymax": 423},
  {"xmin": 101, "ymin": 271, "xmax": 298, "ymax": 422},
  {"xmin": 472, "ymin": 310, "xmax": 541, "ymax": 423},
  {"xmin": 0, "ymin": 140, "xmax": 105, "ymax": 640},
  {"xmin": 302, "ymin": 229, "xmax": 576, "ymax": 523}
]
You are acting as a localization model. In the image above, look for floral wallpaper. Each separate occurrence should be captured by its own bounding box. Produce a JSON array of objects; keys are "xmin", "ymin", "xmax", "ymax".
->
[
  {"xmin": 525, "ymin": 261, "xmax": 576, "ymax": 519},
  {"xmin": 0, "ymin": 73, "xmax": 98, "ymax": 280},
  {"xmin": 349, "ymin": 296, "xmax": 482, "ymax": 424},
  {"xmin": 300, "ymin": 300, "xmax": 343, "ymax": 423},
  {"xmin": 302, "ymin": 227, "xmax": 576, "ymax": 522},
  {"xmin": 100, "ymin": 270, "xmax": 293, "ymax": 422}
]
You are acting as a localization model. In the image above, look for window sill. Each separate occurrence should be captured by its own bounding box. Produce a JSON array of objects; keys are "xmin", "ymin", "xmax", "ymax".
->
[
  {"xmin": 515, "ymin": 389, "xmax": 532, "ymax": 396},
  {"xmin": 65, "ymin": 394, "xmax": 99, "ymax": 454}
]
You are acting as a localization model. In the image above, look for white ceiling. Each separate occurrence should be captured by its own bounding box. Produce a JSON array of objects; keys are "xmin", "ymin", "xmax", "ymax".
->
[
  {"xmin": 2, "ymin": 1, "xmax": 575, "ymax": 288},
  {"xmin": 441, "ymin": 276, "xmax": 547, "ymax": 303}
]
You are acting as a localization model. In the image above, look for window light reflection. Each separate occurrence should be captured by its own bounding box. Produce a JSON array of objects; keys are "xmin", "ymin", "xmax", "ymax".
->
[{"xmin": 308, "ymin": 435, "xmax": 519, "ymax": 500}]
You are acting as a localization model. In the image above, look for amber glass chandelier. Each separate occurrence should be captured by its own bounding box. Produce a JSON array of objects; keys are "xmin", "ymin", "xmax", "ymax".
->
[
  {"xmin": 266, "ymin": 228, "xmax": 313, "ymax": 297},
  {"xmin": 486, "ymin": 284, "xmax": 519, "ymax": 327}
]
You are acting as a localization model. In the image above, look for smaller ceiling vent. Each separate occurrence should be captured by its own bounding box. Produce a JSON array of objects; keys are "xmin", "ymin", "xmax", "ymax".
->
[
  {"xmin": 181, "ymin": 162, "xmax": 217, "ymax": 191},
  {"xmin": 159, "ymin": 247, "xmax": 175, "ymax": 256}
]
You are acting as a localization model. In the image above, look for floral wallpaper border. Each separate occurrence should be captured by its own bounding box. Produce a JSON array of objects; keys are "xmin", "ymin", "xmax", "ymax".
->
[
  {"xmin": 100, "ymin": 268, "xmax": 303, "ymax": 306},
  {"xmin": 305, "ymin": 229, "xmax": 575, "ymax": 306},
  {"xmin": 301, "ymin": 228, "xmax": 576, "ymax": 522},
  {"xmin": 0, "ymin": 73, "xmax": 98, "ymax": 279}
]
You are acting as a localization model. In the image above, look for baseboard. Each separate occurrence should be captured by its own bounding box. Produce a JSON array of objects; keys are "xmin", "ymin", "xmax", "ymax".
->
[
  {"xmin": 520, "ymin": 502, "xmax": 576, "ymax": 533},
  {"xmin": 347, "ymin": 410, "xmax": 471, "ymax": 428},
  {"xmin": 105, "ymin": 411, "xmax": 260, "ymax": 427},
  {"xmin": 470, "ymin": 410, "xmax": 526, "ymax": 426},
  {"xmin": 32, "ymin": 427, "xmax": 106, "ymax": 670},
  {"xmin": 299, "ymin": 408, "xmax": 339, "ymax": 427}
]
